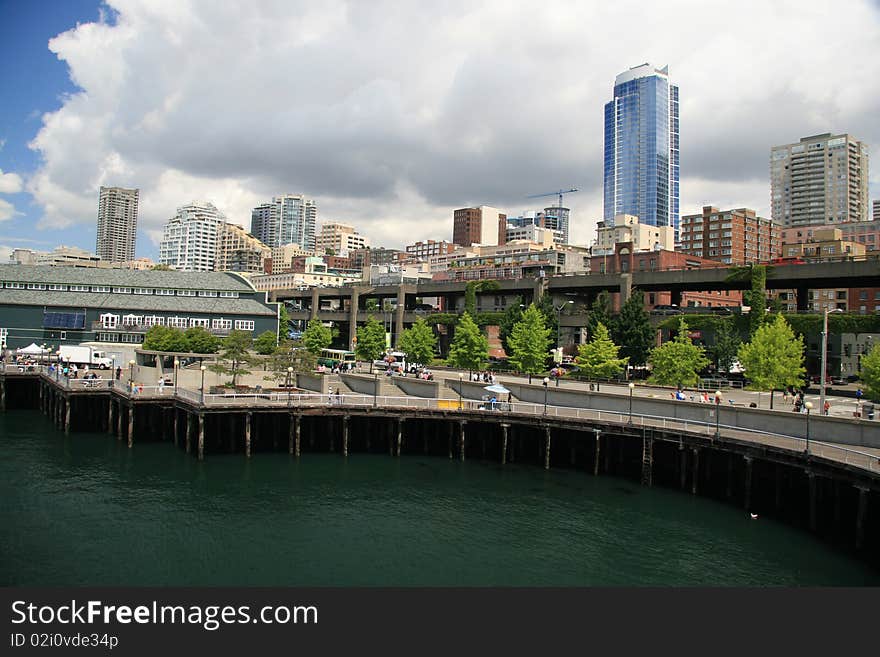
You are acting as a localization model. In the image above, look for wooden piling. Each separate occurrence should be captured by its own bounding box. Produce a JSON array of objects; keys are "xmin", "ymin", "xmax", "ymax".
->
[
  {"xmin": 294, "ymin": 414, "xmax": 301, "ymax": 457},
  {"xmin": 64, "ymin": 398, "xmax": 72, "ymax": 434},
  {"xmin": 127, "ymin": 405, "xmax": 134, "ymax": 448},
  {"xmin": 691, "ymin": 448, "xmax": 699, "ymax": 495},
  {"xmin": 245, "ymin": 412, "xmax": 252, "ymax": 458},
  {"xmin": 197, "ymin": 413, "xmax": 205, "ymax": 460},
  {"xmin": 396, "ymin": 418, "xmax": 403, "ymax": 457},
  {"xmin": 501, "ymin": 424, "xmax": 509, "ymax": 465},
  {"xmin": 459, "ymin": 420, "xmax": 466, "ymax": 461},
  {"xmin": 185, "ymin": 413, "xmax": 192, "ymax": 454},
  {"xmin": 343, "ymin": 415, "xmax": 350, "ymax": 457},
  {"xmin": 544, "ymin": 426, "xmax": 551, "ymax": 470}
]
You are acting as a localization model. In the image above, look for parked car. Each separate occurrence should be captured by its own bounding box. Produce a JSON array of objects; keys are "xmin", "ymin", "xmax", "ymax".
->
[{"xmin": 650, "ymin": 304, "xmax": 681, "ymax": 315}]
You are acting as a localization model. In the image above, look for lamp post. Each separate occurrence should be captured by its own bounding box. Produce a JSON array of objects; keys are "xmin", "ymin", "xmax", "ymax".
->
[
  {"xmin": 373, "ymin": 371, "xmax": 379, "ymax": 408},
  {"xmin": 819, "ymin": 308, "xmax": 843, "ymax": 414},
  {"xmin": 200, "ymin": 365, "xmax": 207, "ymax": 404},
  {"xmin": 804, "ymin": 401, "xmax": 813, "ymax": 453},
  {"xmin": 173, "ymin": 358, "xmax": 180, "ymax": 395},
  {"xmin": 628, "ymin": 382, "xmax": 635, "ymax": 424},
  {"xmin": 542, "ymin": 377, "xmax": 550, "ymax": 415},
  {"xmin": 128, "ymin": 359, "xmax": 135, "ymax": 392},
  {"xmin": 457, "ymin": 373, "xmax": 463, "ymax": 411},
  {"xmin": 715, "ymin": 390, "xmax": 723, "ymax": 439},
  {"xmin": 55, "ymin": 350, "xmax": 61, "ymax": 381},
  {"xmin": 286, "ymin": 366, "xmax": 293, "ymax": 407}
]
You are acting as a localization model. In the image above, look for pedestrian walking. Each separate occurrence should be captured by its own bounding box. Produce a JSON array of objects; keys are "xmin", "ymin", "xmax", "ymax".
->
[
  {"xmin": 823, "ymin": 400, "xmax": 830, "ymax": 416},
  {"xmin": 115, "ymin": 366, "xmax": 122, "ymax": 380},
  {"xmin": 158, "ymin": 377, "xmax": 165, "ymax": 394}
]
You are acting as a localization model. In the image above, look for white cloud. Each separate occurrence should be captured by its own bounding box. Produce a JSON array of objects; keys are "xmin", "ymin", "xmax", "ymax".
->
[
  {"xmin": 23, "ymin": 0, "xmax": 880, "ymax": 250},
  {"xmin": 0, "ymin": 245, "xmax": 13, "ymax": 261},
  {"xmin": 0, "ymin": 199, "xmax": 22, "ymax": 222},
  {"xmin": 0, "ymin": 169, "xmax": 23, "ymax": 194}
]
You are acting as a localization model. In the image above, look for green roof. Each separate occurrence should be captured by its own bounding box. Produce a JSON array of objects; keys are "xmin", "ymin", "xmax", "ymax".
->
[
  {"xmin": 0, "ymin": 289, "xmax": 277, "ymax": 316},
  {"xmin": 0, "ymin": 264, "xmax": 256, "ymax": 292}
]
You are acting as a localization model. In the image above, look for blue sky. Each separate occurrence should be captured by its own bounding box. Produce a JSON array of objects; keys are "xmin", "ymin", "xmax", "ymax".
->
[
  {"xmin": 0, "ymin": 0, "xmax": 110, "ymax": 255},
  {"xmin": 1, "ymin": 1, "xmax": 878, "ymax": 262}
]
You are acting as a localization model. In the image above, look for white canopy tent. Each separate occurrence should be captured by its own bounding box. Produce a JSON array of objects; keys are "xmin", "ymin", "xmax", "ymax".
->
[{"xmin": 16, "ymin": 343, "xmax": 48, "ymax": 355}]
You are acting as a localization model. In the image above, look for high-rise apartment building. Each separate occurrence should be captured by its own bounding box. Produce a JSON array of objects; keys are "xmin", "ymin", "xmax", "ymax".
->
[
  {"xmin": 770, "ymin": 133, "xmax": 869, "ymax": 227},
  {"xmin": 678, "ymin": 206, "xmax": 779, "ymax": 265},
  {"xmin": 96, "ymin": 186, "xmax": 139, "ymax": 262},
  {"xmin": 251, "ymin": 195, "xmax": 317, "ymax": 251},
  {"xmin": 452, "ymin": 206, "xmax": 506, "ymax": 247},
  {"xmin": 540, "ymin": 206, "xmax": 570, "ymax": 244},
  {"xmin": 215, "ymin": 222, "xmax": 270, "ymax": 274},
  {"xmin": 603, "ymin": 64, "xmax": 679, "ymax": 234},
  {"xmin": 159, "ymin": 202, "xmax": 226, "ymax": 272},
  {"xmin": 314, "ymin": 222, "xmax": 369, "ymax": 257},
  {"xmin": 405, "ymin": 240, "xmax": 457, "ymax": 261}
]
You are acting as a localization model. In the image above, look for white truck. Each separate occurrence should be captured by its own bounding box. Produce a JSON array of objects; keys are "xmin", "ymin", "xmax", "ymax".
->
[{"xmin": 58, "ymin": 345, "xmax": 113, "ymax": 369}]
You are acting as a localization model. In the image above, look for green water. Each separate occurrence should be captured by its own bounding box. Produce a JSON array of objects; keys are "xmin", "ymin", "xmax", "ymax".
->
[{"xmin": 0, "ymin": 410, "xmax": 876, "ymax": 586}]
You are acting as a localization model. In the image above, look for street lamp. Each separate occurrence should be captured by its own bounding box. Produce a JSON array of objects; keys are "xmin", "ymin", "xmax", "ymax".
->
[
  {"xmin": 173, "ymin": 358, "xmax": 180, "ymax": 395},
  {"xmin": 804, "ymin": 401, "xmax": 813, "ymax": 454},
  {"xmin": 628, "ymin": 382, "xmax": 635, "ymax": 424},
  {"xmin": 715, "ymin": 390, "xmax": 723, "ymax": 439},
  {"xmin": 200, "ymin": 365, "xmax": 207, "ymax": 404},
  {"xmin": 128, "ymin": 359, "xmax": 135, "ymax": 391},
  {"xmin": 374, "ymin": 370, "xmax": 379, "ymax": 408},
  {"xmin": 542, "ymin": 377, "xmax": 550, "ymax": 415},
  {"xmin": 55, "ymin": 350, "xmax": 61, "ymax": 381},
  {"xmin": 457, "ymin": 373, "xmax": 463, "ymax": 411},
  {"xmin": 286, "ymin": 366, "xmax": 293, "ymax": 407},
  {"xmin": 819, "ymin": 308, "xmax": 843, "ymax": 413}
]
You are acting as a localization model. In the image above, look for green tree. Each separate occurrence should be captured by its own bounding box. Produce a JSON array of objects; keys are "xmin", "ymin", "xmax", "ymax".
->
[
  {"xmin": 356, "ymin": 316, "xmax": 387, "ymax": 371},
  {"xmin": 365, "ymin": 298, "xmax": 379, "ymax": 312},
  {"xmin": 744, "ymin": 264, "xmax": 768, "ymax": 336},
  {"xmin": 507, "ymin": 304, "xmax": 552, "ymax": 382},
  {"xmin": 585, "ymin": 291, "xmax": 613, "ymax": 341},
  {"xmin": 737, "ymin": 314, "xmax": 805, "ymax": 402},
  {"xmin": 278, "ymin": 304, "xmax": 290, "ymax": 339},
  {"xmin": 397, "ymin": 318, "xmax": 438, "ymax": 367},
  {"xmin": 711, "ymin": 319, "xmax": 742, "ymax": 374},
  {"xmin": 463, "ymin": 280, "xmax": 500, "ymax": 315},
  {"xmin": 860, "ymin": 343, "xmax": 880, "ymax": 401},
  {"xmin": 302, "ymin": 318, "xmax": 332, "ymax": 354},
  {"xmin": 575, "ymin": 322, "xmax": 628, "ymax": 383},
  {"xmin": 184, "ymin": 327, "xmax": 220, "ymax": 354},
  {"xmin": 142, "ymin": 325, "xmax": 187, "ymax": 352},
  {"xmin": 447, "ymin": 312, "xmax": 488, "ymax": 373},
  {"xmin": 613, "ymin": 289, "xmax": 654, "ymax": 367},
  {"xmin": 263, "ymin": 340, "xmax": 318, "ymax": 385},
  {"xmin": 254, "ymin": 330, "xmax": 278, "ymax": 355},
  {"xmin": 648, "ymin": 317, "xmax": 709, "ymax": 388},
  {"xmin": 150, "ymin": 263, "xmax": 172, "ymax": 271},
  {"xmin": 498, "ymin": 297, "xmax": 524, "ymax": 356},
  {"xmin": 209, "ymin": 330, "xmax": 257, "ymax": 387}
]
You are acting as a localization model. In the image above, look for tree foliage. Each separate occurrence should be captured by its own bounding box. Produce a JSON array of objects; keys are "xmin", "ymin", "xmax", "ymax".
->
[
  {"xmin": 209, "ymin": 330, "xmax": 258, "ymax": 386},
  {"xmin": 463, "ymin": 280, "xmax": 501, "ymax": 315},
  {"xmin": 648, "ymin": 317, "xmax": 709, "ymax": 387},
  {"xmin": 302, "ymin": 318, "xmax": 332, "ymax": 354},
  {"xmin": 356, "ymin": 316, "xmax": 387, "ymax": 369},
  {"xmin": 397, "ymin": 318, "xmax": 438, "ymax": 367},
  {"xmin": 585, "ymin": 291, "xmax": 612, "ymax": 341},
  {"xmin": 613, "ymin": 289, "xmax": 654, "ymax": 366},
  {"xmin": 744, "ymin": 264, "xmax": 768, "ymax": 337},
  {"xmin": 498, "ymin": 296, "xmax": 524, "ymax": 356},
  {"xmin": 737, "ymin": 313, "xmax": 805, "ymax": 392},
  {"xmin": 142, "ymin": 325, "xmax": 187, "ymax": 352},
  {"xmin": 575, "ymin": 322, "xmax": 628, "ymax": 381},
  {"xmin": 507, "ymin": 304, "xmax": 552, "ymax": 377},
  {"xmin": 263, "ymin": 340, "xmax": 317, "ymax": 385},
  {"xmin": 447, "ymin": 312, "xmax": 488, "ymax": 372},
  {"xmin": 860, "ymin": 343, "xmax": 880, "ymax": 401},
  {"xmin": 711, "ymin": 319, "xmax": 742, "ymax": 374},
  {"xmin": 278, "ymin": 304, "xmax": 290, "ymax": 339},
  {"xmin": 254, "ymin": 330, "xmax": 278, "ymax": 355},
  {"xmin": 183, "ymin": 327, "xmax": 220, "ymax": 354}
]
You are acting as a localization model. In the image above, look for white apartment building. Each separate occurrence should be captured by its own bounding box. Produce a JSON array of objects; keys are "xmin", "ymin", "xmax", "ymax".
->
[
  {"xmin": 771, "ymin": 133, "xmax": 870, "ymax": 227},
  {"xmin": 270, "ymin": 243, "xmax": 314, "ymax": 273},
  {"xmin": 96, "ymin": 186, "xmax": 139, "ymax": 262},
  {"xmin": 159, "ymin": 202, "xmax": 226, "ymax": 272},
  {"xmin": 314, "ymin": 222, "xmax": 369, "ymax": 257},
  {"xmin": 215, "ymin": 223, "xmax": 270, "ymax": 274},
  {"xmin": 593, "ymin": 214, "xmax": 675, "ymax": 255}
]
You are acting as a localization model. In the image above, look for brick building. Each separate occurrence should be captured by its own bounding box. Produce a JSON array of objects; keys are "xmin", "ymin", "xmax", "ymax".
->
[{"xmin": 678, "ymin": 206, "xmax": 779, "ymax": 264}]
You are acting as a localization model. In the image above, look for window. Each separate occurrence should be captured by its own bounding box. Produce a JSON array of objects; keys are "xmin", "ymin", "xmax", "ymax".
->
[
  {"xmin": 133, "ymin": 288, "xmax": 153, "ymax": 295},
  {"xmin": 121, "ymin": 315, "xmax": 143, "ymax": 326},
  {"xmin": 27, "ymin": 283, "xmax": 46, "ymax": 290},
  {"xmin": 143, "ymin": 316, "xmax": 164, "ymax": 327},
  {"xmin": 4, "ymin": 282, "xmax": 24, "ymax": 289},
  {"xmin": 189, "ymin": 318, "xmax": 209, "ymax": 328},
  {"xmin": 100, "ymin": 313, "xmax": 119, "ymax": 329},
  {"xmin": 219, "ymin": 291, "xmax": 239, "ymax": 298},
  {"xmin": 235, "ymin": 320, "xmax": 255, "ymax": 331},
  {"xmin": 47, "ymin": 284, "xmax": 66, "ymax": 291},
  {"xmin": 212, "ymin": 318, "xmax": 232, "ymax": 330},
  {"xmin": 199, "ymin": 290, "xmax": 218, "ymax": 298},
  {"xmin": 177, "ymin": 290, "xmax": 197, "ymax": 297},
  {"xmin": 92, "ymin": 286, "xmax": 110, "ymax": 293},
  {"xmin": 167, "ymin": 316, "xmax": 188, "ymax": 329},
  {"xmin": 859, "ymin": 291, "xmax": 868, "ymax": 301},
  {"xmin": 69, "ymin": 285, "xmax": 89, "ymax": 292},
  {"xmin": 113, "ymin": 287, "xmax": 132, "ymax": 294},
  {"xmin": 155, "ymin": 289, "xmax": 175, "ymax": 296}
]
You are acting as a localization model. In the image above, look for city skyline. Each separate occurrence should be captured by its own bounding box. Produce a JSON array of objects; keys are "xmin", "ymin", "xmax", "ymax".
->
[{"xmin": 1, "ymin": 0, "xmax": 879, "ymax": 262}]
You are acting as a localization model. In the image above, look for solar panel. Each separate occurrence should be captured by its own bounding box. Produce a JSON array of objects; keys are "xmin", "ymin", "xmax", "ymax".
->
[{"xmin": 43, "ymin": 312, "xmax": 85, "ymax": 329}]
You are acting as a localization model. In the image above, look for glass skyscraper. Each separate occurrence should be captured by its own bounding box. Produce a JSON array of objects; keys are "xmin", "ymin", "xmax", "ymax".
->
[{"xmin": 603, "ymin": 64, "xmax": 679, "ymax": 236}]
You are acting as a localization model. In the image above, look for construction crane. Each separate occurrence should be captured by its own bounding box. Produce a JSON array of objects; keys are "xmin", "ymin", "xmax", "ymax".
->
[{"xmin": 526, "ymin": 188, "xmax": 579, "ymax": 209}]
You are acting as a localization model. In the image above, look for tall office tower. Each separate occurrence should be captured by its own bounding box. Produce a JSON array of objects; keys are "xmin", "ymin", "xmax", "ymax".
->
[
  {"xmin": 770, "ymin": 133, "xmax": 870, "ymax": 227},
  {"xmin": 251, "ymin": 194, "xmax": 317, "ymax": 251},
  {"xmin": 314, "ymin": 222, "xmax": 370, "ymax": 257},
  {"xmin": 158, "ymin": 202, "xmax": 226, "ymax": 271},
  {"xmin": 603, "ymin": 63, "xmax": 679, "ymax": 236},
  {"xmin": 540, "ymin": 206, "xmax": 570, "ymax": 244},
  {"xmin": 452, "ymin": 206, "xmax": 506, "ymax": 247},
  {"xmin": 96, "ymin": 186, "xmax": 139, "ymax": 262}
]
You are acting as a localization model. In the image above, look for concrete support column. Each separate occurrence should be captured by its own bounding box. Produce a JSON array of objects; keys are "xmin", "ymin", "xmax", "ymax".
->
[
  {"xmin": 619, "ymin": 273, "xmax": 633, "ymax": 307},
  {"xmin": 396, "ymin": 417, "xmax": 403, "ymax": 457},
  {"xmin": 310, "ymin": 287, "xmax": 320, "ymax": 320},
  {"xmin": 349, "ymin": 288, "xmax": 360, "ymax": 349},
  {"xmin": 343, "ymin": 415, "xmax": 350, "ymax": 457},
  {"xmin": 245, "ymin": 412, "xmax": 252, "ymax": 458},
  {"xmin": 807, "ymin": 471, "xmax": 817, "ymax": 532},
  {"xmin": 691, "ymin": 448, "xmax": 699, "ymax": 495},
  {"xmin": 295, "ymin": 414, "xmax": 301, "ymax": 457},
  {"xmin": 855, "ymin": 486, "xmax": 869, "ymax": 550},
  {"xmin": 544, "ymin": 426, "xmax": 551, "ymax": 470},
  {"xmin": 743, "ymin": 456, "xmax": 753, "ymax": 510},
  {"xmin": 185, "ymin": 413, "xmax": 192, "ymax": 454},
  {"xmin": 394, "ymin": 285, "xmax": 406, "ymax": 345},
  {"xmin": 532, "ymin": 277, "xmax": 546, "ymax": 305},
  {"xmin": 197, "ymin": 413, "xmax": 205, "ymax": 461},
  {"xmin": 127, "ymin": 405, "xmax": 134, "ymax": 448},
  {"xmin": 501, "ymin": 424, "xmax": 509, "ymax": 465},
  {"xmin": 459, "ymin": 421, "xmax": 466, "ymax": 461}
]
